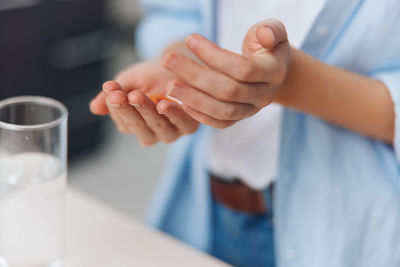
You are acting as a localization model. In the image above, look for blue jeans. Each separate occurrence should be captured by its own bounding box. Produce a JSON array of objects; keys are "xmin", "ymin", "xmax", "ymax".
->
[{"xmin": 211, "ymin": 186, "xmax": 276, "ymax": 267}]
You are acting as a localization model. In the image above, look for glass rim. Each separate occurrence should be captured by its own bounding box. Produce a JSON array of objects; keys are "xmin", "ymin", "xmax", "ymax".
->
[{"xmin": 0, "ymin": 96, "xmax": 68, "ymax": 131}]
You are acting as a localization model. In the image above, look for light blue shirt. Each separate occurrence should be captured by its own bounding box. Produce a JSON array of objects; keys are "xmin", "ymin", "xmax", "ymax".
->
[{"xmin": 138, "ymin": 0, "xmax": 400, "ymax": 266}]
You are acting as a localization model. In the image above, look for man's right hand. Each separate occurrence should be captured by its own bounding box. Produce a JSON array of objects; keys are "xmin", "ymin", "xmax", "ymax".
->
[{"xmin": 90, "ymin": 59, "xmax": 199, "ymax": 146}]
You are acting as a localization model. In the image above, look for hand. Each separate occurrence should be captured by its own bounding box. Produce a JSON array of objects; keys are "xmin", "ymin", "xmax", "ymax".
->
[
  {"xmin": 90, "ymin": 60, "xmax": 199, "ymax": 146},
  {"xmin": 162, "ymin": 19, "xmax": 290, "ymax": 129}
]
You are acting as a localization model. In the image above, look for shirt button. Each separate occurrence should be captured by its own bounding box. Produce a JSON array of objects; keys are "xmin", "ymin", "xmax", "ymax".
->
[{"xmin": 316, "ymin": 25, "xmax": 329, "ymax": 36}]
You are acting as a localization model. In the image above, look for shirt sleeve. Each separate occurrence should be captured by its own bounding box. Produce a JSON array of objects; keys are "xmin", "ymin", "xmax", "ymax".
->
[
  {"xmin": 372, "ymin": 69, "xmax": 400, "ymax": 163},
  {"xmin": 136, "ymin": 0, "xmax": 203, "ymax": 59}
]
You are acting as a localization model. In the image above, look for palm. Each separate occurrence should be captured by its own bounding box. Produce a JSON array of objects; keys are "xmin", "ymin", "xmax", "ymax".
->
[
  {"xmin": 90, "ymin": 59, "xmax": 176, "ymax": 115},
  {"xmin": 115, "ymin": 59, "xmax": 175, "ymax": 96}
]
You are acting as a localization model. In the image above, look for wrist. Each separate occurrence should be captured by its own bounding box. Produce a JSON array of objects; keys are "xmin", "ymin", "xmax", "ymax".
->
[{"xmin": 273, "ymin": 46, "xmax": 300, "ymax": 106}]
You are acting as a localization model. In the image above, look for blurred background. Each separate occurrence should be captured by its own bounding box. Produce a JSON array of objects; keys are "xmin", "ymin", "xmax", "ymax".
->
[{"xmin": 0, "ymin": 0, "xmax": 166, "ymax": 220}]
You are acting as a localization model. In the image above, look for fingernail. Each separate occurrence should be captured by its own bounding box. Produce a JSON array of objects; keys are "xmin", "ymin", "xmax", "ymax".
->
[
  {"xmin": 109, "ymin": 103, "xmax": 122, "ymax": 108},
  {"xmin": 103, "ymin": 81, "xmax": 117, "ymax": 93},
  {"xmin": 263, "ymin": 26, "xmax": 276, "ymax": 44},
  {"xmin": 127, "ymin": 92, "xmax": 142, "ymax": 108},
  {"xmin": 186, "ymin": 35, "xmax": 199, "ymax": 50},
  {"xmin": 129, "ymin": 103, "xmax": 142, "ymax": 109},
  {"xmin": 164, "ymin": 55, "xmax": 179, "ymax": 70}
]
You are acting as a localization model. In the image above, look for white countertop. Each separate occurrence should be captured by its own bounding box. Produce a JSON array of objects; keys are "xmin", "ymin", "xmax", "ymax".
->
[{"xmin": 66, "ymin": 188, "xmax": 230, "ymax": 267}]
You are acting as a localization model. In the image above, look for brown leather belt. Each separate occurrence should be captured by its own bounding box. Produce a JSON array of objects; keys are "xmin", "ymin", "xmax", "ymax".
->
[{"xmin": 210, "ymin": 173, "xmax": 268, "ymax": 215}]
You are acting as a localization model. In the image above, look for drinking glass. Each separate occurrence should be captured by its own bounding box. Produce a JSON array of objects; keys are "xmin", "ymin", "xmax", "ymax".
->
[{"xmin": 0, "ymin": 96, "xmax": 68, "ymax": 267}]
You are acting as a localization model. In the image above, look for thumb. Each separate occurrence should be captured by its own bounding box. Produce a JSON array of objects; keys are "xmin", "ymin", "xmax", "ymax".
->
[{"xmin": 255, "ymin": 19, "xmax": 288, "ymax": 50}]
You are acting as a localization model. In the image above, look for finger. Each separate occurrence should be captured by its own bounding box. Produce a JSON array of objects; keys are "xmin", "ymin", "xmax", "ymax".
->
[
  {"xmin": 103, "ymin": 80, "xmax": 123, "ymax": 92},
  {"xmin": 105, "ymin": 89, "xmax": 158, "ymax": 146},
  {"xmin": 90, "ymin": 91, "xmax": 109, "ymax": 115},
  {"xmin": 114, "ymin": 69, "xmax": 138, "ymax": 93},
  {"xmin": 243, "ymin": 19, "xmax": 288, "ymax": 55},
  {"xmin": 156, "ymin": 100, "xmax": 199, "ymax": 135},
  {"xmin": 163, "ymin": 53, "xmax": 262, "ymax": 103},
  {"xmin": 103, "ymin": 88, "xmax": 131, "ymax": 134},
  {"xmin": 255, "ymin": 19, "xmax": 288, "ymax": 50},
  {"xmin": 185, "ymin": 34, "xmax": 269, "ymax": 83},
  {"xmin": 183, "ymin": 106, "xmax": 237, "ymax": 129},
  {"xmin": 128, "ymin": 91, "xmax": 180, "ymax": 143},
  {"xmin": 166, "ymin": 81, "xmax": 256, "ymax": 120}
]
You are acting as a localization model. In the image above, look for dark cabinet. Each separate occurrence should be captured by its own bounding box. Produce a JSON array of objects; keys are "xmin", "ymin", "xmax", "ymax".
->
[{"xmin": 0, "ymin": 0, "xmax": 107, "ymax": 158}]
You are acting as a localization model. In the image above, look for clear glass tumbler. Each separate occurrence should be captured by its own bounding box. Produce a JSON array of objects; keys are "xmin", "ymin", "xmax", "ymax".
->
[{"xmin": 0, "ymin": 96, "xmax": 68, "ymax": 267}]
